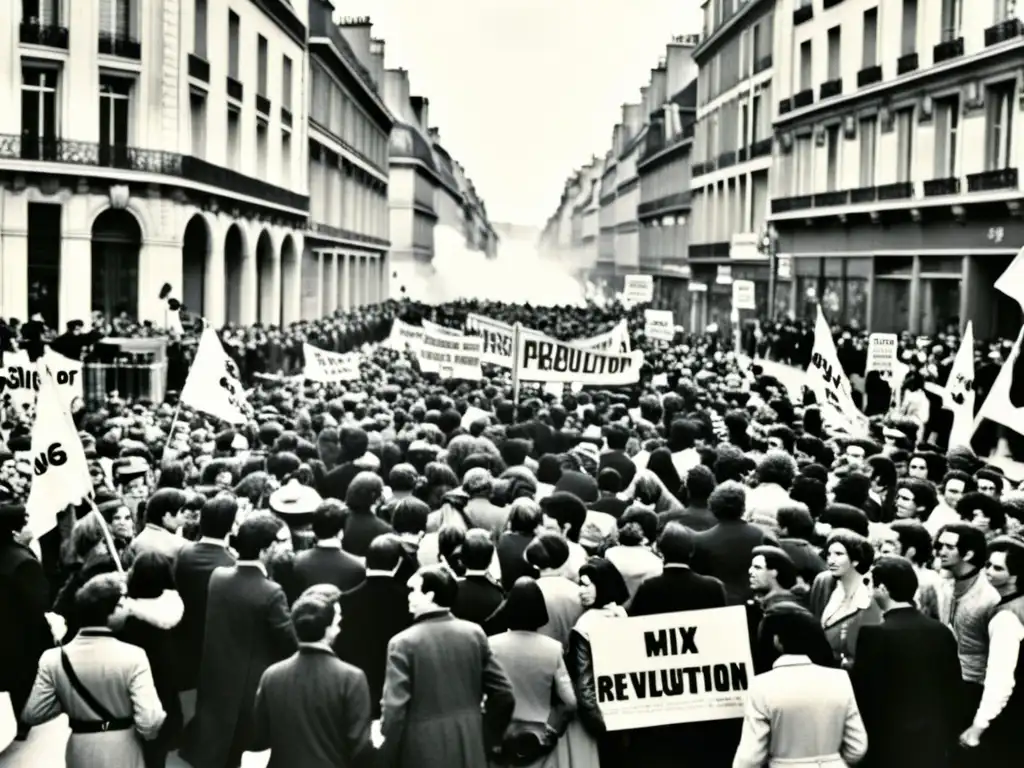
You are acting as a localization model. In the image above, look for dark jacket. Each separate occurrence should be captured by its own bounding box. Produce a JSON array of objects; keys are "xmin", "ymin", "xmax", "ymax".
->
[
  {"xmin": 172, "ymin": 540, "xmax": 236, "ymax": 690},
  {"xmin": 287, "ymin": 544, "xmax": 366, "ymax": 605},
  {"xmin": 252, "ymin": 645, "xmax": 374, "ymax": 768},
  {"xmin": 658, "ymin": 503, "xmax": 717, "ymax": 533},
  {"xmin": 598, "ymin": 450, "xmax": 636, "ymax": 488},
  {"xmin": 495, "ymin": 532, "xmax": 537, "ymax": 592},
  {"xmin": 341, "ymin": 513, "xmax": 395, "ymax": 559},
  {"xmin": 692, "ymin": 518, "xmax": 775, "ymax": 605},
  {"xmin": 453, "ymin": 574, "xmax": 504, "ymax": 632},
  {"xmin": 0, "ymin": 540, "xmax": 53, "ymax": 714},
  {"xmin": 628, "ymin": 565, "xmax": 728, "ymax": 617}
]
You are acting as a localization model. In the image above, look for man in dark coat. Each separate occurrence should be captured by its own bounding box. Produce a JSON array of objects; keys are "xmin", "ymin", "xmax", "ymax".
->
[
  {"xmin": 598, "ymin": 424, "xmax": 636, "ymax": 488},
  {"xmin": 378, "ymin": 565, "xmax": 514, "ymax": 768},
  {"xmin": 251, "ymin": 589, "xmax": 373, "ymax": 768},
  {"xmin": 852, "ymin": 555, "xmax": 962, "ymax": 768},
  {"xmin": 182, "ymin": 514, "xmax": 297, "ymax": 768},
  {"xmin": 339, "ymin": 472, "xmax": 393, "ymax": 558},
  {"xmin": 452, "ymin": 529, "xmax": 504, "ymax": 631},
  {"xmin": 286, "ymin": 500, "xmax": 365, "ymax": 605},
  {"xmin": 335, "ymin": 534, "xmax": 411, "ymax": 718}
]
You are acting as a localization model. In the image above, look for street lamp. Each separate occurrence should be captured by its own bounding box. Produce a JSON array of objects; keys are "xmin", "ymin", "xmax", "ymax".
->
[{"xmin": 762, "ymin": 223, "xmax": 780, "ymax": 321}]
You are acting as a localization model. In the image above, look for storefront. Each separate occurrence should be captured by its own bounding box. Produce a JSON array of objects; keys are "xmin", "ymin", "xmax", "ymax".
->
[
  {"xmin": 777, "ymin": 217, "xmax": 1024, "ymax": 338},
  {"xmin": 686, "ymin": 260, "xmax": 783, "ymax": 333}
]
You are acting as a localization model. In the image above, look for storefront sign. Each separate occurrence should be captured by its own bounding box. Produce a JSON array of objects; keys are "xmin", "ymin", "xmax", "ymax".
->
[
  {"xmin": 777, "ymin": 255, "xmax": 792, "ymax": 280},
  {"xmin": 732, "ymin": 280, "xmax": 756, "ymax": 311},
  {"xmin": 715, "ymin": 265, "xmax": 733, "ymax": 285},
  {"xmin": 688, "ymin": 282, "xmax": 708, "ymax": 292}
]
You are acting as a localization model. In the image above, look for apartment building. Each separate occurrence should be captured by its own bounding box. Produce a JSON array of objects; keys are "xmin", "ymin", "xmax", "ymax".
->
[
  {"xmin": 615, "ymin": 104, "xmax": 646, "ymax": 280},
  {"xmin": 597, "ymin": 145, "xmax": 618, "ymax": 286},
  {"xmin": 691, "ymin": 1, "xmax": 778, "ymax": 332},
  {"xmin": 770, "ymin": 0, "xmax": 1024, "ymax": 337},
  {"xmin": 2, "ymin": 0, "xmax": 310, "ymax": 329}
]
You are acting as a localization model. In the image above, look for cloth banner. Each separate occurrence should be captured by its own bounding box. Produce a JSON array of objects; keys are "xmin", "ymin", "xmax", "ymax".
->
[
  {"xmin": 943, "ymin": 321, "xmax": 976, "ymax": 449},
  {"xmin": 180, "ymin": 327, "xmax": 250, "ymax": 425},
  {"xmin": 418, "ymin": 329, "xmax": 483, "ymax": 380},
  {"xmin": 1, "ymin": 347, "xmax": 84, "ymax": 414},
  {"xmin": 589, "ymin": 605, "xmax": 754, "ymax": 731},
  {"xmin": 974, "ymin": 325, "xmax": 1024, "ymax": 437},
  {"xmin": 514, "ymin": 331, "xmax": 644, "ymax": 385},
  {"xmin": 302, "ymin": 343, "xmax": 361, "ymax": 383},
  {"xmin": 422, "ymin": 319, "xmax": 463, "ymax": 337},
  {"xmin": 385, "ymin": 318, "xmax": 424, "ymax": 354},
  {"xmin": 806, "ymin": 305, "xmax": 868, "ymax": 435},
  {"xmin": 465, "ymin": 313, "xmax": 630, "ymax": 368},
  {"xmin": 644, "ymin": 310, "xmax": 676, "ymax": 343}
]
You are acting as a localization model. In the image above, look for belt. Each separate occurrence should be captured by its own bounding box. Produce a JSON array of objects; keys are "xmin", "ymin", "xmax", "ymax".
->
[{"xmin": 69, "ymin": 717, "xmax": 135, "ymax": 734}]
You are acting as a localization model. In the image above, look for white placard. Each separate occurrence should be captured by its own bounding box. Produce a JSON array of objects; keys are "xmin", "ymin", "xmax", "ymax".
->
[
  {"xmin": 623, "ymin": 274, "xmax": 654, "ymax": 307},
  {"xmin": 644, "ymin": 309, "xmax": 676, "ymax": 342},
  {"xmin": 302, "ymin": 343, "xmax": 361, "ymax": 383},
  {"xmin": 732, "ymin": 279, "xmax": 756, "ymax": 311},
  {"xmin": 865, "ymin": 333, "xmax": 898, "ymax": 376}
]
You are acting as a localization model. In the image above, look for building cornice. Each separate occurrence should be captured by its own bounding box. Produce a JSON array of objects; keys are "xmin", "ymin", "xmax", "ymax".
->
[
  {"xmin": 310, "ymin": 40, "xmax": 394, "ymax": 132},
  {"xmin": 692, "ymin": 0, "xmax": 773, "ymax": 63},
  {"xmin": 252, "ymin": 0, "xmax": 306, "ymax": 48}
]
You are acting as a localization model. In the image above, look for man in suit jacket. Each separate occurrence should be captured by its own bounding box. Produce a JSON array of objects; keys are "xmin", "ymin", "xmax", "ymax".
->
[
  {"xmin": 251, "ymin": 590, "xmax": 373, "ymax": 768},
  {"xmin": 452, "ymin": 529, "xmax": 504, "ymax": 631},
  {"xmin": 379, "ymin": 565, "xmax": 514, "ymax": 768},
  {"xmin": 598, "ymin": 424, "xmax": 636, "ymax": 488},
  {"xmin": 335, "ymin": 534, "xmax": 412, "ymax": 718},
  {"xmin": 692, "ymin": 481, "xmax": 776, "ymax": 605},
  {"xmin": 286, "ymin": 499, "xmax": 366, "ymax": 605},
  {"xmin": 183, "ymin": 514, "xmax": 297, "ymax": 768},
  {"xmin": 852, "ymin": 556, "xmax": 962, "ymax": 768},
  {"xmin": 172, "ymin": 495, "xmax": 237, "ymax": 707},
  {"xmin": 628, "ymin": 522, "xmax": 731, "ymax": 768},
  {"xmin": 340, "ymin": 472, "xmax": 394, "ymax": 558}
]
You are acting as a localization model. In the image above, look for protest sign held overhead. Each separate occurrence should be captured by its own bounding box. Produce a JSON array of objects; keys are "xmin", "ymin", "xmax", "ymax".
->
[
  {"xmin": 644, "ymin": 309, "xmax": 675, "ymax": 343},
  {"xmin": 622, "ymin": 274, "xmax": 654, "ymax": 307},
  {"xmin": 25, "ymin": 364, "xmax": 93, "ymax": 539},
  {"xmin": 465, "ymin": 313, "xmax": 630, "ymax": 368},
  {"xmin": 302, "ymin": 343, "xmax": 361, "ymax": 383},
  {"xmin": 806, "ymin": 305, "xmax": 867, "ymax": 435},
  {"xmin": 514, "ymin": 332, "xmax": 643, "ymax": 385},
  {"xmin": 418, "ymin": 330, "xmax": 483, "ymax": 380},
  {"xmin": 865, "ymin": 333, "xmax": 898, "ymax": 376},
  {"xmin": 180, "ymin": 326, "xmax": 251, "ymax": 424},
  {"xmin": 944, "ymin": 322, "xmax": 976, "ymax": 449},
  {"xmin": 0, "ymin": 347, "xmax": 84, "ymax": 414},
  {"xmin": 589, "ymin": 606, "xmax": 753, "ymax": 731}
]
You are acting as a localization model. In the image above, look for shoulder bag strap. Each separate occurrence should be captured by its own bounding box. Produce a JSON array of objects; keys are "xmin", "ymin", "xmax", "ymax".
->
[{"xmin": 60, "ymin": 648, "xmax": 117, "ymax": 722}]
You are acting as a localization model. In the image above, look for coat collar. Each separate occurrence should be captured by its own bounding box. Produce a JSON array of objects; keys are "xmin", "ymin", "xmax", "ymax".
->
[
  {"xmin": 772, "ymin": 654, "xmax": 813, "ymax": 669},
  {"xmin": 413, "ymin": 608, "xmax": 452, "ymax": 625}
]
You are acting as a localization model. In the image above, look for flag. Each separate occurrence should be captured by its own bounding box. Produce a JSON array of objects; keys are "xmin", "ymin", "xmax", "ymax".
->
[
  {"xmin": 180, "ymin": 327, "xmax": 250, "ymax": 424},
  {"xmin": 25, "ymin": 364, "xmax": 92, "ymax": 538},
  {"xmin": 805, "ymin": 305, "xmax": 867, "ymax": 435},
  {"xmin": 943, "ymin": 321, "xmax": 976, "ymax": 449},
  {"xmin": 974, "ymin": 325, "xmax": 1024, "ymax": 437},
  {"xmin": 994, "ymin": 245, "xmax": 1024, "ymax": 311}
]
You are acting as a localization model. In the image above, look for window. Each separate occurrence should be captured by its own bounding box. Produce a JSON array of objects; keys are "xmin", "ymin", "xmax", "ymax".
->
[
  {"xmin": 257, "ymin": 35, "xmax": 268, "ymax": 96},
  {"xmin": 825, "ymin": 125, "xmax": 841, "ymax": 191},
  {"xmin": 256, "ymin": 123, "xmax": 268, "ymax": 178},
  {"xmin": 226, "ymin": 108, "xmax": 240, "ymax": 170},
  {"xmin": 794, "ymin": 135, "xmax": 813, "ymax": 195},
  {"xmin": 22, "ymin": 0, "xmax": 60, "ymax": 24},
  {"xmin": 193, "ymin": 0, "xmax": 207, "ymax": 57},
  {"xmin": 99, "ymin": 77, "xmax": 131, "ymax": 166},
  {"xmin": 100, "ymin": 0, "xmax": 131, "ymax": 37},
  {"xmin": 895, "ymin": 107, "xmax": 915, "ymax": 182},
  {"xmin": 799, "ymin": 40, "xmax": 812, "ymax": 91},
  {"xmin": 827, "ymin": 26, "xmax": 841, "ymax": 81},
  {"xmin": 751, "ymin": 21, "xmax": 762, "ymax": 68},
  {"xmin": 940, "ymin": 0, "xmax": 962, "ymax": 41},
  {"xmin": 21, "ymin": 67, "xmax": 58, "ymax": 160},
  {"xmin": 189, "ymin": 91, "xmax": 206, "ymax": 158},
  {"xmin": 986, "ymin": 82, "xmax": 1015, "ymax": 170},
  {"xmin": 227, "ymin": 10, "xmax": 240, "ymax": 79},
  {"xmin": 282, "ymin": 55, "xmax": 292, "ymax": 110},
  {"xmin": 859, "ymin": 116, "xmax": 877, "ymax": 186},
  {"xmin": 901, "ymin": 0, "xmax": 918, "ymax": 54},
  {"xmin": 740, "ymin": 102, "xmax": 749, "ymax": 148},
  {"xmin": 281, "ymin": 131, "xmax": 292, "ymax": 186},
  {"xmin": 862, "ymin": 8, "xmax": 878, "ymax": 68},
  {"xmin": 934, "ymin": 95, "xmax": 959, "ymax": 177},
  {"xmin": 739, "ymin": 28, "xmax": 749, "ymax": 79}
]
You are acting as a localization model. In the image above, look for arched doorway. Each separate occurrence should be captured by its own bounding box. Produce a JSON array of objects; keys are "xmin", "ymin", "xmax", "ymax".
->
[
  {"xmin": 91, "ymin": 208, "xmax": 141, "ymax": 320},
  {"xmin": 279, "ymin": 235, "xmax": 299, "ymax": 326},
  {"xmin": 224, "ymin": 224, "xmax": 245, "ymax": 324},
  {"xmin": 181, "ymin": 215, "xmax": 210, "ymax": 318},
  {"xmin": 256, "ymin": 230, "xmax": 275, "ymax": 325}
]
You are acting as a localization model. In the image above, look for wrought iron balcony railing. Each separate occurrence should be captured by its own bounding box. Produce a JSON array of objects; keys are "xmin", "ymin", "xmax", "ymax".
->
[
  {"xmin": 985, "ymin": 18, "xmax": 1024, "ymax": 47},
  {"xmin": 933, "ymin": 37, "xmax": 964, "ymax": 64},
  {"xmin": 98, "ymin": 32, "xmax": 141, "ymax": 59},
  {"xmin": 20, "ymin": 21, "xmax": 69, "ymax": 48},
  {"xmin": 897, "ymin": 52, "xmax": 919, "ymax": 75},
  {"xmin": 857, "ymin": 65, "xmax": 882, "ymax": 88},
  {"xmin": 966, "ymin": 167, "xmax": 1018, "ymax": 192},
  {"xmin": 188, "ymin": 54, "xmax": 210, "ymax": 83}
]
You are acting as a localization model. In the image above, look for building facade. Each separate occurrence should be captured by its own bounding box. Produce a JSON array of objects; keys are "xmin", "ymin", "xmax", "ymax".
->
[
  {"xmin": 2, "ymin": 0, "xmax": 311, "ymax": 330},
  {"xmin": 690, "ymin": 2, "xmax": 778, "ymax": 333},
  {"xmin": 304, "ymin": 9, "xmax": 392, "ymax": 319},
  {"xmin": 770, "ymin": 0, "xmax": 1024, "ymax": 337},
  {"xmin": 614, "ymin": 103, "xmax": 646, "ymax": 282}
]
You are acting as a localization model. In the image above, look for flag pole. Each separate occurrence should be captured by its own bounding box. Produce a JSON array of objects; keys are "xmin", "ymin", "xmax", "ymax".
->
[
  {"xmin": 511, "ymin": 322, "xmax": 522, "ymax": 406},
  {"xmin": 86, "ymin": 496, "xmax": 124, "ymax": 574}
]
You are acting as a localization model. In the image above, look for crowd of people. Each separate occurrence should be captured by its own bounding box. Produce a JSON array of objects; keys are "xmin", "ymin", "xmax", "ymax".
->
[{"xmin": 1, "ymin": 297, "xmax": 1023, "ymax": 768}]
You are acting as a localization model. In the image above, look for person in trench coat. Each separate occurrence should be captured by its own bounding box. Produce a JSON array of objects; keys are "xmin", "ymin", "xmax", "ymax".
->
[{"xmin": 378, "ymin": 565, "xmax": 515, "ymax": 768}]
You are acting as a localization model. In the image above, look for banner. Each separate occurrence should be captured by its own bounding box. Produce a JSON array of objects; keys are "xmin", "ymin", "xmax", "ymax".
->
[
  {"xmin": 466, "ymin": 314, "xmax": 631, "ymax": 368},
  {"xmin": 418, "ymin": 330, "xmax": 483, "ymax": 380},
  {"xmin": 422, "ymin": 319, "xmax": 463, "ymax": 337},
  {"xmin": 806, "ymin": 305, "xmax": 867, "ymax": 435},
  {"xmin": 302, "ymin": 343, "xmax": 361, "ymax": 383},
  {"xmin": 974, "ymin": 325, "xmax": 1024, "ymax": 437},
  {"xmin": 514, "ymin": 332, "xmax": 643, "ymax": 385},
  {"xmin": 589, "ymin": 606, "xmax": 754, "ymax": 731},
  {"xmin": 573, "ymin": 320, "xmax": 631, "ymax": 354},
  {"xmin": 180, "ymin": 327, "xmax": 250, "ymax": 425},
  {"xmin": 944, "ymin": 322, "xmax": 975, "ymax": 449},
  {"xmin": 865, "ymin": 333, "xmax": 898, "ymax": 376},
  {"xmin": 1, "ymin": 348, "xmax": 84, "ymax": 414},
  {"xmin": 644, "ymin": 310, "xmax": 675, "ymax": 342},
  {"xmin": 623, "ymin": 274, "xmax": 654, "ymax": 307},
  {"xmin": 385, "ymin": 318, "xmax": 424, "ymax": 354}
]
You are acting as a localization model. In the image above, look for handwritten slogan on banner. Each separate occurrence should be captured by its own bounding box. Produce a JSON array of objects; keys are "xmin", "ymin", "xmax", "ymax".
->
[
  {"xmin": 417, "ymin": 330, "xmax": 483, "ymax": 380},
  {"xmin": 589, "ymin": 606, "xmax": 754, "ymax": 731},
  {"xmin": 385, "ymin": 319, "xmax": 424, "ymax": 354},
  {"xmin": 302, "ymin": 343, "xmax": 361, "ymax": 383},
  {"xmin": 1, "ymin": 348, "xmax": 85, "ymax": 414},
  {"xmin": 514, "ymin": 333, "xmax": 644, "ymax": 386}
]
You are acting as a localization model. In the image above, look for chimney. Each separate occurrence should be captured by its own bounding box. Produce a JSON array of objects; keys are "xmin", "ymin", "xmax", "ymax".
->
[
  {"xmin": 623, "ymin": 103, "xmax": 643, "ymax": 143},
  {"xmin": 650, "ymin": 67, "xmax": 667, "ymax": 109},
  {"xmin": 640, "ymin": 85, "xmax": 651, "ymax": 118},
  {"xmin": 337, "ymin": 16, "xmax": 372, "ymax": 68},
  {"xmin": 410, "ymin": 96, "xmax": 430, "ymax": 131},
  {"xmin": 308, "ymin": 0, "xmax": 334, "ymax": 35},
  {"xmin": 382, "ymin": 68, "xmax": 412, "ymax": 122},
  {"xmin": 647, "ymin": 111, "xmax": 665, "ymax": 153},
  {"xmin": 666, "ymin": 33, "xmax": 700, "ymax": 96},
  {"xmin": 368, "ymin": 38, "xmax": 385, "ymax": 89},
  {"xmin": 612, "ymin": 124, "xmax": 623, "ymax": 156}
]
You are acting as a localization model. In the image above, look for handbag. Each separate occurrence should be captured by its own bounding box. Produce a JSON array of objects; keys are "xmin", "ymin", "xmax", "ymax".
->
[{"xmin": 495, "ymin": 723, "xmax": 556, "ymax": 767}]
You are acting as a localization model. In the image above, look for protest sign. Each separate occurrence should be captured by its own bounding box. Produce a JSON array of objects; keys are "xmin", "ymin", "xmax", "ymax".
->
[
  {"xmin": 806, "ymin": 305, "xmax": 867, "ymax": 435},
  {"xmin": 302, "ymin": 343, "xmax": 361, "ymax": 383},
  {"xmin": 865, "ymin": 333, "xmax": 898, "ymax": 376},
  {"xmin": 385, "ymin": 319, "xmax": 424, "ymax": 354},
  {"xmin": 573, "ymin": 320, "xmax": 631, "ymax": 354},
  {"xmin": 623, "ymin": 274, "xmax": 654, "ymax": 307},
  {"xmin": 418, "ymin": 331, "xmax": 483, "ymax": 380},
  {"xmin": 731, "ymin": 280, "xmax": 755, "ymax": 311},
  {"xmin": 589, "ymin": 605, "xmax": 753, "ymax": 731},
  {"xmin": 514, "ymin": 333, "xmax": 643, "ymax": 385},
  {"xmin": 422, "ymin": 319, "xmax": 463, "ymax": 337},
  {"xmin": 1, "ymin": 348, "xmax": 84, "ymax": 414},
  {"xmin": 180, "ymin": 327, "xmax": 251, "ymax": 425},
  {"xmin": 644, "ymin": 310, "xmax": 675, "ymax": 343},
  {"xmin": 466, "ymin": 314, "xmax": 631, "ymax": 368}
]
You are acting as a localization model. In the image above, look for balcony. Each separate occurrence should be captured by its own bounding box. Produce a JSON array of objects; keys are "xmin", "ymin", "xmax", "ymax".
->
[
  {"xmin": 850, "ymin": 186, "xmax": 878, "ymax": 203},
  {"xmin": 897, "ymin": 52, "xmax": 919, "ymax": 75},
  {"xmin": 966, "ymin": 167, "xmax": 1018, "ymax": 192},
  {"xmin": 771, "ymin": 195, "xmax": 813, "ymax": 213},
  {"xmin": 738, "ymin": 147, "xmax": 748, "ymax": 163},
  {"xmin": 857, "ymin": 65, "xmax": 882, "ymax": 88},
  {"xmin": 187, "ymin": 54, "xmax": 209, "ymax": 83},
  {"xmin": 986, "ymin": 18, "xmax": 1024, "ymax": 47},
  {"xmin": 923, "ymin": 177, "xmax": 960, "ymax": 196},
  {"xmin": 933, "ymin": 37, "xmax": 964, "ymax": 64},
  {"xmin": 819, "ymin": 78, "xmax": 843, "ymax": 100},
  {"xmin": 689, "ymin": 242, "xmax": 731, "ymax": 259},
  {"xmin": 814, "ymin": 190, "xmax": 849, "ymax": 207},
  {"xmin": 98, "ymin": 32, "xmax": 141, "ymax": 60},
  {"xmin": 793, "ymin": 3, "xmax": 813, "ymax": 26},
  {"xmin": 877, "ymin": 181, "xmax": 913, "ymax": 200},
  {"xmin": 637, "ymin": 191, "xmax": 692, "ymax": 217},
  {"xmin": 718, "ymin": 150, "xmax": 737, "ymax": 170},
  {"xmin": 308, "ymin": 222, "xmax": 388, "ymax": 247},
  {"xmin": 20, "ymin": 21, "xmax": 69, "ymax": 49},
  {"xmin": 822, "ymin": 0, "xmax": 845, "ymax": 7},
  {"xmin": 779, "ymin": 98, "xmax": 793, "ymax": 115},
  {"xmin": 754, "ymin": 54, "xmax": 773, "ymax": 74},
  {"xmin": 281, "ymin": 106, "xmax": 293, "ymax": 128},
  {"xmin": 2, "ymin": 134, "xmax": 309, "ymax": 211},
  {"xmin": 256, "ymin": 94, "xmax": 271, "ymax": 117},
  {"xmin": 750, "ymin": 137, "xmax": 773, "ymax": 158},
  {"xmin": 793, "ymin": 88, "xmax": 814, "ymax": 109},
  {"xmin": 227, "ymin": 76, "xmax": 243, "ymax": 102}
]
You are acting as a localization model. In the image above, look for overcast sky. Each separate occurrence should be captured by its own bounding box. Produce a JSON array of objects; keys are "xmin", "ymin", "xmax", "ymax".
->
[{"xmin": 343, "ymin": 0, "xmax": 702, "ymax": 227}]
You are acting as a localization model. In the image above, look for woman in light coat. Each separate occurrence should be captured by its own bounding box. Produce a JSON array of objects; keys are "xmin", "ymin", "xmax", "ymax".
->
[{"xmin": 733, "ymin": 608, "xmax": 868, "ymax": 768}]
